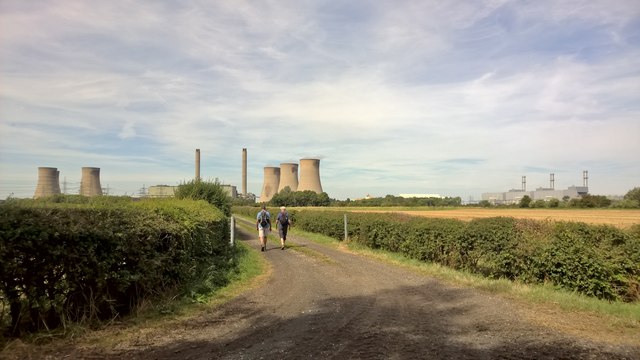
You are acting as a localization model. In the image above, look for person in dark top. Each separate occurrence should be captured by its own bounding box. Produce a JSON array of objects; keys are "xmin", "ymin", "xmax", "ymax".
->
[{"xmin": 276, "ymin": 206, "xmax": 291, "ymax": 250}]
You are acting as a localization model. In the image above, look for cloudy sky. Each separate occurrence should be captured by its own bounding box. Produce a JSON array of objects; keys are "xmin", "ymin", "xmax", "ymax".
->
[{"xmin": 1, "ymin": 1, "xmax": 639, "ymax": 200}]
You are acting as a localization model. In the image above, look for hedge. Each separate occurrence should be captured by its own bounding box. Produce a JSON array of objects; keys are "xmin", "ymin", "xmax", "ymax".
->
[
  {"xmin": 233, "ymin": 207, "xmax": 640, "ymax": 302},
  {"xmin": 1, "ymin": 198, "xmax": 233, "ymax": 336}
]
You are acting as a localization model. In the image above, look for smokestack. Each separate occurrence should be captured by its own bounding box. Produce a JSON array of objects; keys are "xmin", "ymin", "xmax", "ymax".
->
[
  {"xmin": 242, "ymin": 148, "xmax": 247, "ymax": 195},
  {"xmin": 298, "ymin": 159, "xmax": 323, "ymax": 193},
  {"xmin": 522, "ymin": 175, "xmax": 526, "ymax": 191},
  {"xmin": 260, "ymin": 167, "xmax": 280, "ymax": 202},
  {"xmin": 278, "ymin": 163, "xmax": 299, "ymax": 192},
  {"xmin": 550, "ymin": 173, "xmax": 555, "ymax": 190},
  {"xmin": 583, "ymin": 170, "xmax": 588, "ymax": 187},
  {"xmin": 34, "ymin": 167, "xmax": 61, "ymax": 198},
  {"xmin": 80, "ymin": 167, "xmax": 103, "ymax": 196},
  {"xmin": 195, "ymin": 149, "xmax": 201, "ymax": 181}
]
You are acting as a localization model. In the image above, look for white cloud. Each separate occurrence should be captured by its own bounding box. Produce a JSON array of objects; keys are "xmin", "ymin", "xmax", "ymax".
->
[{"xmin": 1, "ymin": 0, "xmax": 639, "ymax": 199}]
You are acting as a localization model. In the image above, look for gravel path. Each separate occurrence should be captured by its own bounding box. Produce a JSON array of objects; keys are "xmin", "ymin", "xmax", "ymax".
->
[{"xmin": 50, "ymin": 219, "xmax": 639, "ymax": 359}]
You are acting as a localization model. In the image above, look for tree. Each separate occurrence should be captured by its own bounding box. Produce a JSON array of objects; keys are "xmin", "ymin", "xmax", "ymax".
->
[
  {"xmin": 624, "ymin": 187, "xmax": 640, "ymax": 203},
  {"xmin": 548, "ymin": 198, "xmax": 560, "ymax": 208},
  {"xmin": 531, "ymin": 199, "xmax": 547, "ymax": 208},
  {"xmin": 174, "ymin": 179, "xmax": 231, "ymax": 216},
  {"xmin": 479, "ymin": 200, "xmax": 491, "ymax": 207},
  {"xmin": 580, "ymin": 194, "xmax": 612, "ymax": 208},
  {"xmin": 519, "ymin": 195, "xmax": 532, "ymax": 208},
  {"xmin": 269, "ymin": 188, "xmax": 331, "ymax": 207}
]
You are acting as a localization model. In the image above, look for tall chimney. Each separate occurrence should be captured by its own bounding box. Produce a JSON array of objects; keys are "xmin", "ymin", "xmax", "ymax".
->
[
  {"xmin": 298, "ymin": 159, "xmax": 323, "ymax": 193},
  {"xmin": 34, "ymin": 167, "xmax": 61, "ymax": 198},
  {"xmin": 583, "ymin": 170, "xmax": 588, "ymax": 187},
  {"xmin": 522, "ymin": 175, "xmax": 526, "ymax": 192},
  {"xmin": 550, "ymin": 173, "xmax": 555, "ymax": 190},
  {"xmin": 80, "ymin": 167, "xmax": 103, "ymax": 196},
  {"xmin": 260, "ymin": 167, "xmax": 280, "ymax": 202},
  {"xmin": 242, "ymin": 148, "xmax": 247, "ymax": 195},
  {"xmin": 195, "ymin": 149, "xmax": 201, "ymax": 181}
]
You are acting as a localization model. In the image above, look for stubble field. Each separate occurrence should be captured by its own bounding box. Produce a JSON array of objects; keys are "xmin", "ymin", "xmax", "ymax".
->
[{"xmin": 309, "ymin": 208, "xmax": 640, "ymax": 228}]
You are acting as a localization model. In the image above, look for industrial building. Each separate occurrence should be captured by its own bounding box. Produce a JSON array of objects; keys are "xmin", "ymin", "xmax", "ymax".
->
[
  {"xmin": 297, "ymin": 159, "xmax": 323, "ymax": 193},
  {"xmin": 259, "ymin": 158, "xmax": 324, "ymax": 202},
  {"xmin": 278, "ymin": 163, "xmax": 299, "ymax": 192},
  {"xmin": 147, "ymin": 184, "xmax": 237, "ymax": 198},
  {"xmin": 34, "ymin": 166, "xmax": 103, "ymax": 198},
  {"xmin": 482, "ymin": 172, "xmax": 589, "ymax": 205},
  {"xmin": 80, "ymin": 167, "xmax": 103, "ymax": 196},
  {"xmin": 399, "ymin": 194, "xmax": 443, "ymax": 199},
  {"xmin": 147, "ymin": 185, "xmax": 176, "ymax": 198},
  {"xmin": 33, "ymin": 167, "xmax": 61, "ymax": 198}
]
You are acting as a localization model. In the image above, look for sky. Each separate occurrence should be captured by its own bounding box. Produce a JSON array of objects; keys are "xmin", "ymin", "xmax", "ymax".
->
[{"xmin": 1, "ymin": 1, "xmax": 639, "ymax": 200}]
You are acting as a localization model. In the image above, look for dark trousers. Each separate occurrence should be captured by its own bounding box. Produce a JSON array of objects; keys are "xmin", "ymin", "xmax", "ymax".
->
[{"xmin": 279, "ymin": 226, "xmax": 288, "ymax": 240}]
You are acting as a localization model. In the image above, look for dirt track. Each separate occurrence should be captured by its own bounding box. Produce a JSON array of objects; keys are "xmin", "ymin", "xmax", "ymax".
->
[{"xmin": 49, "ymin": 219, "xmax": 639, "ymax": 359}]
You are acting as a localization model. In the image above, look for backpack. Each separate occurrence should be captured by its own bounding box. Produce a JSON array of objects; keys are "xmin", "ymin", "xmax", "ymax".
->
[
  {"xmin": 279, "ymin": 213, "xmax": 289, "ymax": 226},
  {"xmin": 259, "ymin": 211, "xmax": 269, "ymax": 227}
]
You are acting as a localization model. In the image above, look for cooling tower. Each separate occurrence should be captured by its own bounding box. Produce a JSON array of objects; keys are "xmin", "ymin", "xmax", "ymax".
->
[
  {"xmin": 278, "ymin": 163, "xmax": 299, "ymax": 192},
  {"xmin": 80, "ymin": 167, "xmax": 103, "ymax": 196},
  {"xmin": 242, "ymin": 148, "xmax": 247, "ymax": 195},
  {"xmin": 33, "ymin": 167, "xmax": 61, "ymax": 198},
  {"xmin": 260, "ymin": 167, "xmax": 280, "ymax": 202},
  {"xmin": 298, "ymin": 159, "xmax": 323, "ymax": 193},
  {"xmin": 195, "ymin": 149, "xmax": 201, "ymax": 181},
  {"xmin": 55, "ymin": 170, "xmax": 61, "ymax": 194}
]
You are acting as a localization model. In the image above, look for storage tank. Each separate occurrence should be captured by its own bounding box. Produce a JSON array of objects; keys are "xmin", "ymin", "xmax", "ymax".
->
[
  {"xmin": 278, "ymin": 163, "xmax": 299, "ymax": 192},
  {"xmin": 298, "ymin": 158, "xmax": 323, "ymax": 193},
  {"xmin": 80, "ymin": 167, "xmax": 103, "ymax": 196},
  {"xmin": 33, "ymin": 167, "xmax": 61, "ymax": 198},
  {"xmin": 260, "ymin": 167, "xmax": 280, "ymax": 202}
]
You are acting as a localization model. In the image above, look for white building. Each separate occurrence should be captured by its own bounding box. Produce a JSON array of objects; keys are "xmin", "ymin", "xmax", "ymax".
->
[{"xmin": 399, "ymin": 194, "xmax": 443, "ymax": 198}]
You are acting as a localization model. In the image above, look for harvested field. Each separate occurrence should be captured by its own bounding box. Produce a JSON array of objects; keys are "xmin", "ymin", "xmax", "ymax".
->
[{"xmin": 309, "ymin": 208, "xmax": 640, "ymax": 228}]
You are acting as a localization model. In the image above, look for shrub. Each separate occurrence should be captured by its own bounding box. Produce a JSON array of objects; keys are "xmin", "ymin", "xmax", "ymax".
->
[
  {"xmin": 531, "ymin": 199, "xmax": 546, "ymax": 208},
  {"xmin": 0, "ymin": 198, "xmax": 234, "ymax": 336},
  {"xmin": 232, "ymin": 207, "xmax": 640, "ymax": 302},
  {"xmin": 519, "ymin": 195, "xmax": 532, "ymax": 208},
  {"xmin": 175, "ymin": 180, "xmax": 231, "ymax": 216}
]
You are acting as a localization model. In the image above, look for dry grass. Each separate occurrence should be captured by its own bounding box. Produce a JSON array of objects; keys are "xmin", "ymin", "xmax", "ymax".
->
[{"xmin": 314, "ymin": 208, "xmax": 640, "ymax": 228}]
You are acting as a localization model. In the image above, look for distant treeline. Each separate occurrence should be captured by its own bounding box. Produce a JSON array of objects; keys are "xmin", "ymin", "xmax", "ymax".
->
[
  {"xmin": 235, "ymin": 186, "xmax": 640, "ymax": 209},
  {"xmin": 234, "ymin": 187, "xmax": 462, "ymax": 208},
  {"xmin": 331, "ymin": 194, "xmax": 462, "ymax": 207}
]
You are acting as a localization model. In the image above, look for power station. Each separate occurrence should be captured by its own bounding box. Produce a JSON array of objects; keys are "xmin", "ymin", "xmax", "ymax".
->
[
  {"xmin": 195, "ymin": 149, "xmax": 201, "ymax": 181},
  {"xmin": 297, "ymin": 159, "xmax": 323, "ymax": 193},
  {"xmin": 260, "ymin": 167, "xmax": 281, "ymax": 202},
  {"xmin": 278, "ymin": 163, "xmax": 299, "ymax": 192},
  {"xmin": 30, "ymin": 149, "xmax": 323, "ymax": 202},
  {"xmin": 482, "ymin": 171, "xmax": 589, "ymax": 204},
  {"xmin": 34, "ymin": 167, "xmax": 103, "ymax": 198},
  {"xmin": 80, "ymin": 167, "xmax": 103, "ymax": 196},
  {"xmin": 242, "ymin": 148, "xmax": 247, "ymax": 196},
  {"xmin": 34, "ymin": 167, "xmax": 61, "ymax": 198},
  {"xmin": 258, "ymin": 158, "xmax": 324, "ymax": 202}
]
